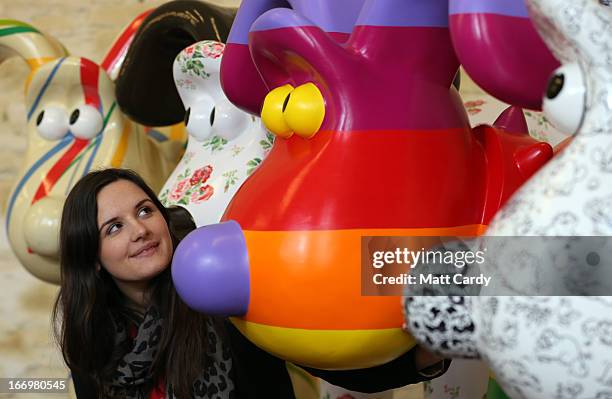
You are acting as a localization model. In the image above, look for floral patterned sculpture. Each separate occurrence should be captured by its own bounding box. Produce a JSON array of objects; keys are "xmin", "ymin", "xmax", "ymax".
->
[
  {"xmin": 0, "ymin": 13, "xmax": 186, "ymax": 284},
  {"xmin": 405, "ymin": 1, "xmax": 612, "ymax": 398},
  {"xmin": 171, "ymin": 0, "xmax": 556, "ymax": 370},
  {"xmin": 160, "ymin": 41, "xmax": 272, "ymax": 226}
]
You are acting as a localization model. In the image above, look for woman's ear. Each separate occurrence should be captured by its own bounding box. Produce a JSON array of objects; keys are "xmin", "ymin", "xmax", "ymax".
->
[{"xmin": 95, "ymin": 262, "xmax": 101, "ymax": 273}]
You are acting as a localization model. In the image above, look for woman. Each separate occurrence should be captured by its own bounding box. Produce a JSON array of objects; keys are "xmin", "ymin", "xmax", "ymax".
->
[
  {"xmin": 54, "ymin": 168, "xmax": 448, "ymax": 398},
  {"xmin": 53, "ymin": 168, "xmax": 246, "ymax": 398}
]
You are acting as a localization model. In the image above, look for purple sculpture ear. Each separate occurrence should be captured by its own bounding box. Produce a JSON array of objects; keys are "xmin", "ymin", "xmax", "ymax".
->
[
  {"xmin": 172, "ymin": 221, "xmax": 250, "ymax": 316},
  {"xmin": 404, "ymin": 296, "xmax": 480, "ymax": 359},
  {"xmin": 449, "ymin": 0, "xmax": 559, "ymax": 110}
]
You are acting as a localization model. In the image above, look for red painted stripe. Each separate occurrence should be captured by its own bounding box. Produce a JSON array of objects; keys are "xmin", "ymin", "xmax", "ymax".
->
[
  {"xmin": 222, "ymin": 128, "xmax": 488, "ymax": 230},
  {"xmin": 30, "ymin": 60, "xmax": 100, "ymax": 204},
  {"xmin": 32, "ymin": 139, "xmax": 89, "ymax": 204},
  {"xmin": 101, "ymin": 10, "xmax": 152, "ymax": 72},
  {"xmin": 80, "ymin": 58, "xmax": 100, "ymax": 109}
]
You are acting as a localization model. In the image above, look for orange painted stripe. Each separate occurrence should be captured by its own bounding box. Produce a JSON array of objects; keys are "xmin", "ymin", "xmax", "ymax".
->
[
  {"xmin": 24, "ymin": 70, "xmax": 36, "ymax": 95},
  {"xmin": 243, "ymin": 225, "xmax": 485, "ymax": 330},
  {"xmin": 24, "ymin": 58, "xmax": 56, "ymax": 94},
  {"xmin": 169, "ymin": 122, "xmax": 186, "ymax": 141},
  {"xmin": 111, "ymin": 122, "xmax": 131, "ymax": 167}
]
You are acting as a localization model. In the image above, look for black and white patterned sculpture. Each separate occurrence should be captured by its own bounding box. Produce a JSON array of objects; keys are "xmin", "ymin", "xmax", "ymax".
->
[{"xmin": 405, "ymin": 1, "xmax": 612, "ymax": 398}]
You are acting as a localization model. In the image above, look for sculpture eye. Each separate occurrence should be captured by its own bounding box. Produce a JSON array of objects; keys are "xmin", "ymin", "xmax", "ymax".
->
[
  {"xmin": 542, "ymin": 63, "xmax": 586, "ymax": 135},
  {"xmin": 283, "ymin": 83, "xmax": 325, "ymax": 139},
  {"xmin": 35, "ymin": 105, "xmax": 69, "ymax": 141},
  {"xmin": 212, "ymin": 98, "xmax": 250, "ymax": 141},
  {"xmin": 261, "ymin": 84, "xmax": 294, "ymax": 138},
  {"xmin": 69, "ymin": 104, "xmax": 104, "ymax": 139},
  {"xmin": 184, "ymin": 96, "xmax": 216, "ymax": 141}
]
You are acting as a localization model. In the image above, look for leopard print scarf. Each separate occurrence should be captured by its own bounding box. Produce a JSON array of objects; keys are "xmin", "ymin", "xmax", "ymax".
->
[{"xmin": 104, "ymin": 307, "xmax": 234, "ymax": 398}]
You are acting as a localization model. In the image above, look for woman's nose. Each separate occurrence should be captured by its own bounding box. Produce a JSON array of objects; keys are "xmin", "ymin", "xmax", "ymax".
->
[{"xmin": 130, "ymin": 219, "xmax": 149, "ymax": 241}]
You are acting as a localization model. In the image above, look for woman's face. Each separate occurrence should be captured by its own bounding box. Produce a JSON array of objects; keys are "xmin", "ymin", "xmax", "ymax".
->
[{"xmin": 96, "ymin": 179, "xmax": 173, "ymax": 285}]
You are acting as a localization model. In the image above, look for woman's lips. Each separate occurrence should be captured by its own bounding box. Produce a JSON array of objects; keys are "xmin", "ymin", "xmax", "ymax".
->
[{"xmin": 131, "ymin": 242, "xmax": 159, "ymax": 258}]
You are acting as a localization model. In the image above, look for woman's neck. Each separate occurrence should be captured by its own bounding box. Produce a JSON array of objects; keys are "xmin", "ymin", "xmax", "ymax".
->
[{"xmin": 113, "ymin": 278, "xmax": 151, "ymax": 313}]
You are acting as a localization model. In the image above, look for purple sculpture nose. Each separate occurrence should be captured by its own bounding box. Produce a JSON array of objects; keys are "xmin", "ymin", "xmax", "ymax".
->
[{"xmin": 172, "ymin": 220, "xmax": 250, "ymax": 316}]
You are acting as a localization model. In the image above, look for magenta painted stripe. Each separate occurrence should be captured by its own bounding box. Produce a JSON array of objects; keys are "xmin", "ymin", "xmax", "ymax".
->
[
  {"xmin": 221, "ymin": 43, "xmax": 269, "ymax": 115},
  {"xmin": 228, "ymin": 0, "xmax": 289, "ymax": 44},
  {"xmin": 356, "ymin": 0, "xmax": 449, "ymax": 27},
  {"xmin": 449, "ymin": 0, "xmax": 529, "ymax": 18},
  {"xmin": 249, "ymin": 26, "xmax": 467, "ymax": 131}
]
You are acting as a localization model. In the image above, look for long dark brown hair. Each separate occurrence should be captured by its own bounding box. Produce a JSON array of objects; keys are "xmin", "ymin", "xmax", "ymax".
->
[{"xmin": 53, "ymin": 168, "xmax": 207, "ymax": 398}]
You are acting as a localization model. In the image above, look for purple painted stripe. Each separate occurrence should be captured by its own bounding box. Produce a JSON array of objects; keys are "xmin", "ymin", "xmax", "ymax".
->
[
  {"xmin": 356, "ymin": 0, "xmax": 449, "ymax": 28},
  {"xmin": 228, "ymin": 0, "xmax": 289, "ymax": 44},
  {"xmin": 250, "ymin": 8, "xmax": 315, "ymax": 33},
  {"xmin": 449, "ymin": 0, "xmax": 529, "ymax": 18},
  {"xmin": 290, "ymin": 0, "xmax": 364, "ymax": 34},
  {"xmin": 249, "ymin": 1, "xmax": 364, "ymax": 34}
]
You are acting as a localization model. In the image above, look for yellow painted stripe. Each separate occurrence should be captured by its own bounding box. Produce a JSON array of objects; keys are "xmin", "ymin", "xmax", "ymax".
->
[
  {"xmin": 0, "ymin": 19, "xmax": 35, "ymax": 28},
  {"xmin": 111, "ymin": 122, "xmax": 131, "ymax": 167},
  {"xmin": 25, "ymin": 57, "xmax": 55, "ymax": 69},
  {"xmin": 231, "ymin": 318, "xmax": 414, "ymax": 370},
  {"xmin": 24, "ymin": 71, "xmax": 36, "ymax": 95}
]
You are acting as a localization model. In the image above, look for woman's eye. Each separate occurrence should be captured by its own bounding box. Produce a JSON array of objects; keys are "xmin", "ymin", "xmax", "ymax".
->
[
  {"xmin": 107, "ymin": 223, "xmax": 122, "ymax": 235},
  {"xmin": 138, "ymin": 206, "xmax": 153, "ymax": 217}
]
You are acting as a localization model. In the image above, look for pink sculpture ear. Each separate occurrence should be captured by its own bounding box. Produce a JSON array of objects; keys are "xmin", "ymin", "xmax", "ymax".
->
[{"xmin": 449, "ymin": 0, "xmax": 559, "ymax": 110}]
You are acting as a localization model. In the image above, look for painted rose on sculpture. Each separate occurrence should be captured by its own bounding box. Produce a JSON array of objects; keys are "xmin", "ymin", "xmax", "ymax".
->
[{"xmin": 159, "ymin": 41, "xmax": 271, "ymax": 226}]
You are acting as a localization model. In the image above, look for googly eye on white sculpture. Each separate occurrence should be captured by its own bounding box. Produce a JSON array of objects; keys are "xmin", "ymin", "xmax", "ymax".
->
[
  {"xmin": 211, "ymin": 97, "xmax": 250, "ymax": 141},
  {"xmin": 68, "ymin": 104, "xmax": 104, "ymax": 140},
  {"xmin": 35, "ymin": 105, "xmax": 69, "ymax": 141},
  {"xmin": 542, "ymin": 63, "xmax": 586, "ymax": 135},
  {"xmin": 160, "ymin": 40, "xmax": 272, "ymax": 227},
  {"xmin": 184, "ymin": 97, "xmax": 216, "ymax": 141}
]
